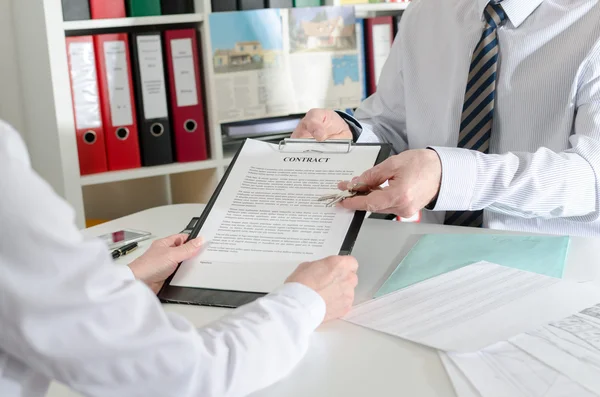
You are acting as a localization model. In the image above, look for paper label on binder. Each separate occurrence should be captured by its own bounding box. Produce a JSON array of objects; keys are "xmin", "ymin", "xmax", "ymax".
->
[
  {"xmin": 137, "ymin": 35, "xmax": 169, "ymax": 120},
  {"xmin": 171, "ymin": 38, "xmax": 199, "ymax": 108},
  {"xmin": 103, "ymin": 41, "xmax": 134, "ymax": 127},
  {"xmin": 372, "ymin": 24, "xmax": 393, "ymax": 86},
  {"xmin": 69, "ymin": 42, "xmax": 101, "ymax": 130}
]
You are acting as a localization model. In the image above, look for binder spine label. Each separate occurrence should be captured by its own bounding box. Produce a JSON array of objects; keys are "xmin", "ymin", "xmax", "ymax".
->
[
  {"xmin": 103, "ymin": 41, "xmax": 134, "ymax": 126},
  {"xmin": 171, "ymin": 38, "xmax": 199, "ymax": 108},
  {"xmin": 69, "ymin": 42, "xmax": 102, "ymax": 130},
  {"xmin": 372, "ymin": 24, "xmax": 393, "ymax": 87},
  {"xmin": 137, "ymin": 35, "xmax": 169, "ymax": 119},
  {"xmin": 355, "ymin": 20, "xmax": 367, "ymax": 101}
]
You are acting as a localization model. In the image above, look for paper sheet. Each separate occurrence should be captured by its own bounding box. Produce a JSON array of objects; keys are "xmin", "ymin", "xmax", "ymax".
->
[
  {"xmin": 103, "ymin": 40, "xmax": 134, "ymax": 127},
  {"xmin": 136, "ymin": 35, "xmax": 169, "ymax": 120},
  {"xmin": 344, "ymin": 262, "xmax": 600, "ymax": 352},
  {"xmin": 372, "ymin": 24, "xmax": 393, "ymax": 86},
  {"xmin": 448, "ymin": 341, "xmax": 596, "ymax": 397},
  {"xmin": 439, "ymin": 353, "xmax": 480, "ymax": 397},
  {"xmin": 375, "ymin": 234, "xmax": 570, "ymax": 297},
  {"xmin": 68, "ymin": 41, "xmax": 102, "ymax": 130},
  {"xmin": 511, "ymin": 304, "xmax": 600, "ymax": 395},
  {"xmin": 171, "ymin": 139, "xmax": 380, "ymax": 293}
]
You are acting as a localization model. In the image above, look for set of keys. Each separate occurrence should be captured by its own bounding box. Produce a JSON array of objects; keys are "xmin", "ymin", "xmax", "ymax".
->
[{"xmin": 318, "ymin": 183, "xmax": 369, "ymax": 207}]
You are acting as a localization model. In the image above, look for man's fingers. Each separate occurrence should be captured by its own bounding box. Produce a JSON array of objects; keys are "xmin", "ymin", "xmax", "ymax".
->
[
  {"xmin": 338, "ymin": 180, "xmax": 351, "ymax": 190},
  {"xmin": 337, "ymin": 179, "xmax": 371, "ymax": 192},
  {"xmin": 291, "ymin": 120, "xmax": 314, "ymax": 139},
  {"xmin": 349, "ymin": 160, "xmax": 395, "ymax": 191},
  {"xmin": 291, "ymin": 128, "xmax": 313, "ymax": 139},
  {"xmin": 304, "ymin": 118, "xmax": 329, "ymax": 141},
  {"xmin": 293, "ymin": 109, "xmax": 351, "ymax": 141},
  {"xmin": 339, "ymin": 190, "xmax": 391, "ymax": 212}
]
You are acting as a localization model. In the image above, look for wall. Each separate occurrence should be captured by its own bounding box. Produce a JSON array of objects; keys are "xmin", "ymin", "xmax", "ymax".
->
[{"xmin": 0, "ymin": 0, "xmax": 25, "ymax": 134}]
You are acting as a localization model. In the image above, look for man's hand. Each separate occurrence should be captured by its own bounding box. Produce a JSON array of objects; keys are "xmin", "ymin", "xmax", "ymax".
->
[
  {"xmin": 286, "ymin": 256, "xmax": 358, "ymax": 323},
  {"xmin": 339, "ymin": 149, "xmax": 442, "ymax": 217},
  {"xmin": 292, "ymin": 109, "xmax": 353, "ymax": 141},
  {"xmin": 128, "ymin": 234, "xmax": 204, "ymax": 294}
]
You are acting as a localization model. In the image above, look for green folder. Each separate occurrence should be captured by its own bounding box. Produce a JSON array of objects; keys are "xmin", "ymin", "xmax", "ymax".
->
[
  {"xmin": 293, "ymin": 0, "xmax": 322, "ymax": 6},
  {"xmin": 375, "ymin": 234, "xmax": 571, "ymax": 298},
  {"xmin": 126, "ymin": 0, "xmax": 161, "ymax": 17}
]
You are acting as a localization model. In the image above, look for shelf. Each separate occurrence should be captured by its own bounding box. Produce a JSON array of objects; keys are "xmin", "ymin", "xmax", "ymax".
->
[
  {"xmin": 354, "ymin": 2, "xmax": 410, "ymax": 17},
  {"xmin": 64, "ymin": 13, "xmax": 204, "ymax": 32},
  {"xmin": 80, "ymin": 159, "xmax": 220, "ymax": 186}
]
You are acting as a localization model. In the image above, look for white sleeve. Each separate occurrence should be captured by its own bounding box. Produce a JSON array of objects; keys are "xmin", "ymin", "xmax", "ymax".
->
[
  {"xmin": 353, "ymin": 16, "xmax": 408, "ymax": 153},
  {"xmin": 429, "ymin": 52, "xmax": 600, "ymax": 221},
  {"xmin": 0, "ymin": 123, "xmax": 325, "ymax": 397}
]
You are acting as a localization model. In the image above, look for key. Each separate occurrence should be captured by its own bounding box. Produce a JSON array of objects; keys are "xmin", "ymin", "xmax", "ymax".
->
[{"xmin": 318, "ymin": 190, "xmax": 358, "ymax": 207}]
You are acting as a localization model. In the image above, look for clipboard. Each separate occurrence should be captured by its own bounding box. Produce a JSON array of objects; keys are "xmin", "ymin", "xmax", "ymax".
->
[{"xmin": 158, "ymin": 138, "xmax": 391, "ymax": 308}]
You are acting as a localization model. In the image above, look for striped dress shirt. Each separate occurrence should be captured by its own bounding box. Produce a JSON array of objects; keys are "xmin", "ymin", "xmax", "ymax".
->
[{"xmin": 354, "ymin": 0, "xmax": 600, "ymax": 237}]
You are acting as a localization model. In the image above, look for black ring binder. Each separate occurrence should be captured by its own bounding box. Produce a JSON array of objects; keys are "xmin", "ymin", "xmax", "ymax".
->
[{"xmin": 150, "ymin": 123, "xmax": 165, "ymax": 137}]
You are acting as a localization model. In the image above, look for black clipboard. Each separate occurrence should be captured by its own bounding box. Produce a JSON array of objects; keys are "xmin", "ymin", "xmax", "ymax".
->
[{"xmin": 158, "ymin": 138, "xmax": 391, "ymax": 308}]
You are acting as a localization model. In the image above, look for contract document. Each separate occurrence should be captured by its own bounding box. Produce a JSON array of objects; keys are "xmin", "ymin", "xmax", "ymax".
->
[
  {"xmin": 344, "ymin": 262, "xmax": 600, "ymax": 352},
  {"xmin": 163, "ymin": 138, "xmax": 387, "ymax": 304}
]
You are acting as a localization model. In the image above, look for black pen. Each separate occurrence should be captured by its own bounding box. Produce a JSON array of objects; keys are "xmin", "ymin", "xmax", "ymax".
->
[{"xmin": 112, "ymin": 242, "xmax": 139, "ymax": 260}]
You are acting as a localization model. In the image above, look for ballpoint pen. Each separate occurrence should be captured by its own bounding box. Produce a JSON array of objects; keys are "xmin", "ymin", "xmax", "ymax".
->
[{"xmin": 111, "ymin": 242, "xmax": 139, "ymax": 260}]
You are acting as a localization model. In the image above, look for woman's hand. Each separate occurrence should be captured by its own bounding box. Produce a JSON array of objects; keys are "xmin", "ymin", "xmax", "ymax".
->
[{"xmin": 128, "ymin": 234, "xmax": 204, "ymax": 294}]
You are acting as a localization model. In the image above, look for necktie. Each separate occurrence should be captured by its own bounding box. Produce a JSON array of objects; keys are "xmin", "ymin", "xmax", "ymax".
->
[{"xmin": 444, "ymin": 2, "xmax": 507, "ymax": 228}]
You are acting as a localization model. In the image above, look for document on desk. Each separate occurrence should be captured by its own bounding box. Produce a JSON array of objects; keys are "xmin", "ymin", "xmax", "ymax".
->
[
  {"xmin": 344, "ymin": 261, "xmax": 600, "ymax": 352},
  {"xmin": 439, "ymin": 353, "xmax": 480, "ymax": 397},
  {"xmin": 511, "ymin": 303, "xmax": 600, "ymax": 395},
  {"xmin": 445, "ymin": 342, "xmax": 597, "ymax": 397},
  {"xmin": 170, "ymin": 138, "xmax": 383, "ymax": 293}
]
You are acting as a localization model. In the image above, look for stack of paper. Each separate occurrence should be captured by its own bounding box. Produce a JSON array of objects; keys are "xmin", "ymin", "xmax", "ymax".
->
[
  {"xmin": 440, "ymin": 341, "xmax": 596, "ymax": 397},
  {"xmin": 345, "ymin": 261, "xmax": 600, "ymax": 352},
  {"xmin": 441, "ymin": 302, "xmax": 600, "ymax": 397},
  {"xmin": 344, "ymin": 261, "xmax": 600, "ymax": 396}
]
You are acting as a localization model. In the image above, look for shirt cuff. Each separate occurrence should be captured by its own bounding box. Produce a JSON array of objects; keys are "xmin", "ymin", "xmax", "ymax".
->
[
  {"xmin": 122, "ymin": 264, "xmax": 137, "ymax": 281},
  {"xmin": 274, "ymin": 283, "xmax": 326, "ymax": 331},
  {"xmin": 335, "ymin": 110, "xmax": 363, "ymax": 142},
  {"xmin": 428, "ymin": 147, "xmax": 478, "ymax": 211}
]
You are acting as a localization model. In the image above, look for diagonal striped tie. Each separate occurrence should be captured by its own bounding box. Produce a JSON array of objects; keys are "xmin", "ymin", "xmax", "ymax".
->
[{"xmin": 445, "ymin": 2, "xmax": 506, "ymax": 228}]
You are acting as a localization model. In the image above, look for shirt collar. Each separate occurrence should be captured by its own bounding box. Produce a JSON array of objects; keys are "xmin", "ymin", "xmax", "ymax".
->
[{"xmin": 476, "ymin": 0, "xmax": 544, "ymax": 28}]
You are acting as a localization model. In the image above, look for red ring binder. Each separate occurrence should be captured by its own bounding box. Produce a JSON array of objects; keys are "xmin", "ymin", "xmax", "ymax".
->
[{"xmin": 95, "ymin": 34, "xmax": 142, "ymax": 171}]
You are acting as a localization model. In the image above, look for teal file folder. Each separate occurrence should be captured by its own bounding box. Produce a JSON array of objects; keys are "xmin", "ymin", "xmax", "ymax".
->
[{"xmin": 375, "ymin": 234, "xmax": 570, "ymax": 298}]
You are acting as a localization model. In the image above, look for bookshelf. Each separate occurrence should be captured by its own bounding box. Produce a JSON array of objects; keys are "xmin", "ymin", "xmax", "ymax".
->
[
  {"xmin": 354, "ymin": 2, "xmax": 410, "ymax": 17},
  {"xmin": 0, "ymin": 0, "xmax": 405, "ymax": 228},
  {"xmin": 80, "ymin": 159, "xmax": 221, "ymax": 186},
  {"xmin": 63, "ymin": 13, "xmax": 205, "ymax": 31}
]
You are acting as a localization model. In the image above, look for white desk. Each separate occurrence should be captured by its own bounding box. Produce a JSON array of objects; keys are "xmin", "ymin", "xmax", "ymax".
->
[{"xmin": 47, "ymin": 204, "xmax": 600, "ymax": 397}]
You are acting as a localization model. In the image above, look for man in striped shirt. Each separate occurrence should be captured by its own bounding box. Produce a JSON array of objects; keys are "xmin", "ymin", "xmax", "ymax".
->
[{"xmin": 293, "ymin": 0, "xmax": 600, "ymax": 237}]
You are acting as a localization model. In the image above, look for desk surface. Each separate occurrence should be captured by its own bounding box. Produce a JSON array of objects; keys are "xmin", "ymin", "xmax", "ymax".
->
[{"xmin": 47, "ymin": 204, "xmax": 600, "ymax": 397}]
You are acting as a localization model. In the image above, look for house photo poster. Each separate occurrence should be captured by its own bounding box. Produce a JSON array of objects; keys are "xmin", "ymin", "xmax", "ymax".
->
[{"xmin": 209, "ymin": 7, "xmax": 362, "ymax": 123}]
